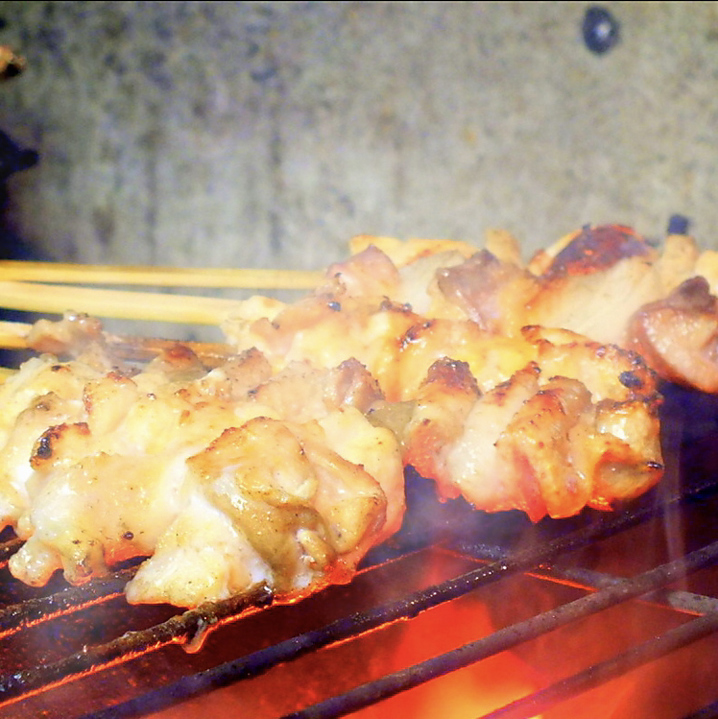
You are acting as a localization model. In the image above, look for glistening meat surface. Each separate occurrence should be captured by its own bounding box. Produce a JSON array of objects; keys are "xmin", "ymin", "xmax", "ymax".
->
[
  {"xmin": 223, "ymin": 227, "xmax": 668, "ymax": 521},
  {"xmin": 0, "ymin": 343, "xmax": 404, "ymax": 608}
]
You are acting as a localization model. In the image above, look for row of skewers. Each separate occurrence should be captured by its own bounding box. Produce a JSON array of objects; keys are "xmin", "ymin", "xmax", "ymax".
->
[{"xmin": 0, "ymin": 224, "xmax": 714, "ymax": 609}]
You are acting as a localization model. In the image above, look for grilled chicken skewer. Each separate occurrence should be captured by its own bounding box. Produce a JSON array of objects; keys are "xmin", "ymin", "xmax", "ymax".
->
[
  {"xmin": 0, "ymin": 338, "xmax": 403, "ymax": 608},
  {"xmin": 346, "ymin": 225, "xmax": 718, "ymax": 394},
  {"xmin": 0, "ymin": 224, "xmax": 715, "ymax": 390},
  {"xmin": 223, "ymin": 230, "xmax": 665, "ymax": 521}
]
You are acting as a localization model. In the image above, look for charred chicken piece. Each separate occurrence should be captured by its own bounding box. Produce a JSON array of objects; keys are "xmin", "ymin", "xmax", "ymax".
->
[
  {"xmin": 522, "ymin": 225, "xmax": 664, "ymax": 346},
  {"xmin": 396, "ymin": 317, "xmax": 535, "ymax": 401},
  {"xmin": 402, "ymin": 331, "xmax": 663, "ymax": 521},
  {"xmin": 0, "ymin": 342, "xmax": 404, "ymax": 608},
  {"xmin": 223, "ymin": 247, "xmax": 423, "ymax": 402},
  {"xmin": 627, "ymin": 276, "xmax": 718, "ymax": 393}
]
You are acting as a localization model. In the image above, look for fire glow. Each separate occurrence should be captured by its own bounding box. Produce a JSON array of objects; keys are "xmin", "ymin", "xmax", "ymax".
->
[
  {"xmin": 349, "ymin": 551, "xmax": 545, "ymax": 719},
  {"xmin": 144, "ymin": 529, "xmax": 718, "ymax": 719}
]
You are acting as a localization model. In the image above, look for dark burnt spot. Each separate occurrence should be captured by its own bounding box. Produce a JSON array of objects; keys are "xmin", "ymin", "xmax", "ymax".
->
[
  {"xmin": 619, "ymin": 370, "xmax": 644, "ymax": 389},
  {"xmin": 492, "ymin": 379, "xmax": 511, "ymax": 395},
  {"xmin": 545, "ymin": 225, "xmax": 650, "ymax": 279},
  {"xmin": 670, "ymin": 276, "xmax": 716, "ymax": 313},
  {"xmin": 123, "ymin": 531, "xmax": 134, "ymax": 540},
  {"xmin": 425, "ymin": 357, "xmax": 480, "ymax": 394},
  {"xmin": 51, "ymin": 364, "xmax": 63, "ymax": 372},
  {"xmin": 31, "ymin": 422, "xmax": 90, "ymax": 468},
  {"xmin": 401, "ymin": 321, "xmax": 434, "ymax": 347},
  {"xmin": 33, "ymin": 428, "xmax": 61, "ymax": 460}
]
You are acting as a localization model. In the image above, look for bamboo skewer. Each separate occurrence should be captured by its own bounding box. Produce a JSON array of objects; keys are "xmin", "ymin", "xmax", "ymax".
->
[
  {"xmin": 0, "ymin": 261, "xmax": 324, "ymax": 290},
  {"xmin": 0, "ymin": 319, "xmax": 234, "ymax": 368},
  {"xmin": 0, "ymin": 280, "xmax": 244, "ymax": 325},
  {"xmin": 0, "ymin": 320, "xmax": 31, "ymax": 349},
  {"xmin": 0, "ymin": 260, "xmax": 326, "ymax": 373}
]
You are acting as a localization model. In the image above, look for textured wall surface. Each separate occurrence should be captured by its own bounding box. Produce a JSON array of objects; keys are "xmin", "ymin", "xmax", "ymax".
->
[{"xmin": 0, "ymin": 1, "xmax": 717, "ymax": 272}]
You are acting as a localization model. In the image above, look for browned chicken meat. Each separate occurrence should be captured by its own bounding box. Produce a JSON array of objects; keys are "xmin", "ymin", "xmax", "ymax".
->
[
  {"xmin": 223, "ymin": 229, "xmax": 667, "ymax": 521},
  {"xmin": 401, "ymin": 329, "xmax": 662, "ymax": 520},
  {"xmin": 0, "ymin": 332, "xmax": 404, "ymax": 608},
  {"xmin": 343, "ymin": 225, "xmax": 718, "ymax": 392},
  {"xmin": 627, "ymin": 276, "xmax": 718, "ymax": 393}
]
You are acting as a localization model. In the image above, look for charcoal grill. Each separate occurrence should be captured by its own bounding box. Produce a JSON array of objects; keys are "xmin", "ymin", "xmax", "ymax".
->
[{"xmin": 1, "ymin": 381, "xmax": 718, "ymax": 719}]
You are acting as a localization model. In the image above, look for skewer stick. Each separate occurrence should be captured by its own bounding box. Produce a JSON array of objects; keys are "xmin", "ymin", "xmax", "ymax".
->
[
  {"xmin": 0, "ymin": 320, "xmax": 31, "ymax": 349},
  {"xmin": 0, "ymin": 319, "xmax": 235, "ymax": 367},
  {"xmin": 0, "ymin": 367, "xmax": 15, "ymax": 383},
  {"xmin": 0, "ymin": 281, "xmax": 243, "ymax": 324},
  {"xmin": 0, "ymin": 261, "xmax": 324, "ymax": 290},
  {"xmin": 103, "ymin": 335, "xmax": 235, "ymax": 367}
]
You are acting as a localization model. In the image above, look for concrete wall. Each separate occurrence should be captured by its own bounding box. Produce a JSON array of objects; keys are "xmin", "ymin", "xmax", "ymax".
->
[{"xmin": 0, "ymin": 1, "xmax": 717, "ymax": 272}]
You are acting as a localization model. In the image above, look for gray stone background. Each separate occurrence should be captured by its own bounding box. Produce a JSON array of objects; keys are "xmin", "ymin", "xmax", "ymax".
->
[{"xmin": 0, "ymin": 1, "xmax": 717, "ymax": 271}]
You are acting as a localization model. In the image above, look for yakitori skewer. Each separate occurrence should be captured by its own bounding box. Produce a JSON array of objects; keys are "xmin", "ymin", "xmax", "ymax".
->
[
  {"xmin": 0, "ymin": 319, "xmax": 234, "ymax": 368},
  {"xmin": 0, "ymin": 280, "xmax": 240, "ymax": 324},
  {"xmin": 0, "ymin": 260, "xmax": 323, "ymax": 290}
]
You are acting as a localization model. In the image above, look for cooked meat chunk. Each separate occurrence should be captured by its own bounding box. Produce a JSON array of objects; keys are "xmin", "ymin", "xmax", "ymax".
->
[{"xmin": 1, "ymin": 346, "xmax": 404, "ymax": 608}]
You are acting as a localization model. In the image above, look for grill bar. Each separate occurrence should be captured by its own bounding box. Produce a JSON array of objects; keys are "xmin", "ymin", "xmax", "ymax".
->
[
  {"xmin": 280, "ymin": 540, "xmax": 718, "ymax": 719},
  {"xmin": 454, "ymin": 545, "xmax": 718, "ymax": 617},
  {"xmin": 484, "ymin": 611, "xmax": 718, "ymax": 719},
  {"xmin": 0, "ymin": 584, "xmax": 273, "ymax": 709},
  {"xmin": 0, "ymin": 567, "xmax": 136, "ymax": 640},
  {"xmin": 537, "ymin": 564, "xmax": 718, "ymax": 616}
]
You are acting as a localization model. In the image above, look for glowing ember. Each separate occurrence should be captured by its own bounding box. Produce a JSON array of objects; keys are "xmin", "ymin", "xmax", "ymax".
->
[{"xmin": 352, "ymin": 595, "xmax": 544, "ymax": 719}]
